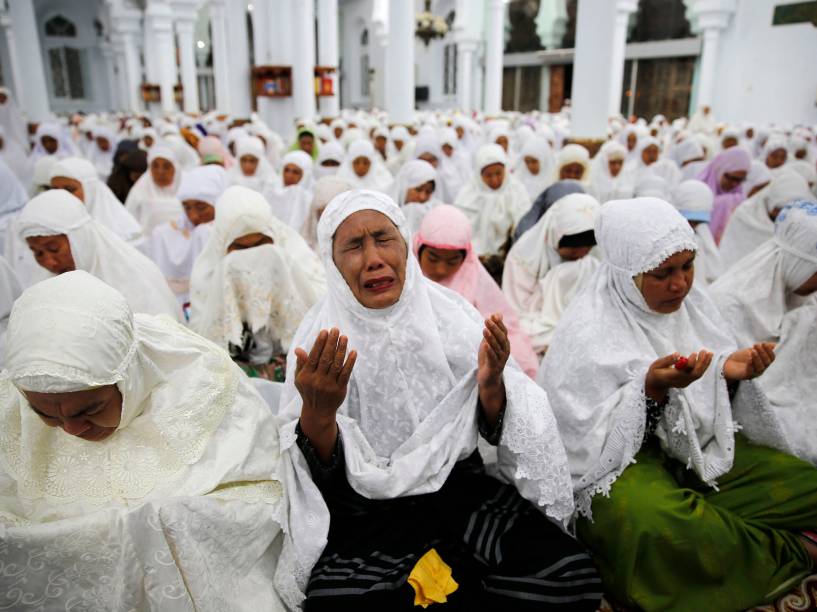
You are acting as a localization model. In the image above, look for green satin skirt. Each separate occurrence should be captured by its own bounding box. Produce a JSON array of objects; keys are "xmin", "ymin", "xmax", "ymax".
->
[{"xmin": 577, "ymin": 436, "xmax": 817, "ymax": 611}]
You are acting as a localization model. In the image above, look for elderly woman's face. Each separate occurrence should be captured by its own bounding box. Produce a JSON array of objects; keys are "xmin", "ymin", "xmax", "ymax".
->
[
  {"xmin": 418, "ymin": 152, "xmax": 439, "ymax": 169},
  {"xmin": 524, "ymin": 156, "xmax": 540, "ymax": 176},
  {"xmin": 639, "ymin": 250, "xmax": 695, "ymax": 314},
  {"xmin": 25, "ymin": 385, "xmax": 122, "ymax": 442},
  {"xmin": 299, "ymin": 133, "xmax": 315, "ymax": 155},
  {"xmin": 227, "ymin": 232, "xmax": 273, "ymax": 253},
  {"xmin": 182, "ymin": 199, "xmax": 215, "ymax": 226},
  {"xmin": 406, "ymin": 180, "xmax": 435, "ymax": 204},
  {"xmin": 559, "ymin": 162, "xmax": 585, "ymax": 181},
  {"xmin": 641, "ymin": 145, "xmax": 659, "ymax": 165},
  {"xmin": 283, "ymin": 163, "xmax": 304, "ymax": 186},
  {"xmin": 240, "ymin": 154, "xmax": 259, "ymax": 177},
  {"xmin": 352, "ymin": 156, "xmax": 371, "ymax": 178},
  {"xmin": 719, "ymin": 169, "xmax": 747, "ymax": 192},
  {"xmin": 766, "ymin": 148, "xmax": 787, "ymax": 169},
  {"xmin": 608, "ymin": 158, "xmax": 624, "ymax": 177},
  {"xmin": 333, "ymin": 210, "xmax": 407, "ymax": 309},
  {"xmin": 26, "ymin": 234, "xmax": 76, "ymax": 275},
  {"xmin": 51, "ymin": 176, "xmax": 85, "ymax": 203},
  {"xmin": 41, "ymin": 135, "xmax": 59, "ymax": 154},
  {"xmin": 150, "ymin": 157, "xmax": 175, "ymax": 187},
  {"xmin": 481, "ymin": 163, "xmax": 505, "ymax": 190}
]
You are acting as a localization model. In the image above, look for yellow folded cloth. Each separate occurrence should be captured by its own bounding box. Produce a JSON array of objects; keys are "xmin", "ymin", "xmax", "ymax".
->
[{"xmin": 407, "ymin": 548, "xmax": 459, "ymax": 608}]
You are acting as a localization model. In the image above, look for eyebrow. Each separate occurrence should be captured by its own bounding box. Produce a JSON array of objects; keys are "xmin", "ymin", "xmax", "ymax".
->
[{"xmin": 340, "ymin": 228, "xmax": 395, "ymax": 247}]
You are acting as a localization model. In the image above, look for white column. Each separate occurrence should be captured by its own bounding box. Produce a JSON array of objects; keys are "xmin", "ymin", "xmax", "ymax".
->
[
  {"xmin": 456, "ymin": 41, "xmax": 477, "ymax": 112},
  {"xmin": 209, "ymin": 0, "xmax": 232, "ymax": 113},
  {"xmin": 223, "ymin": 0, "xmax": 252, "ymax": 117},
  {"xmin": 110, "ymin": 6, "xmax": 144, "ymax": 112},
  {"xmin": 317, "ymin": 0, "xmax": 340, "ymax": 117},
  {"xmin": 539, "ymin": 65, "xmax": 550, "ymax": 112},
  {"xmin": 385, "ymin": 0, "xmax": 414, "ymax": 123},
  {"xmin": 146, "ymin": 1, "xmax": 177, "ymax": 114},
  {"xmin": 6, "ymin": 0, "xmax": 50, "ymax": 122},
  {"xmin": 686, "ymin": 0, "xmax": 736, "ymax": 109},
  {"xmin": 292, "ymin": 0, "xmax": 317, "ymax": 120},
  {"xmin": 172, "ymin": 1, "xmax": 201, "ymax": 114},
  {"xmin": 100, "ymin": 42, "xmax": 119, "ymax": 110},
  {"xmin": 571, "ymin": 0, "xmax": 618, "ymax": 139},
  {"xmin": 0, "ymin": 12, "xmax": 24, "ymax": 108},
  {"xmin": 484, "ymin": 0, "xmax": 505, "ymax": 115},
  {"xmin": 608, "ymin": 0, "xmax": 638, "ymax": 117}
]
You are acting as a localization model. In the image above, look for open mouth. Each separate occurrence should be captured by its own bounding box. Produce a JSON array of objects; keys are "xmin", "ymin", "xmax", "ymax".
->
[{"xmin": 363, "ymin": 276, "xmax": 395, "ymax": 293}]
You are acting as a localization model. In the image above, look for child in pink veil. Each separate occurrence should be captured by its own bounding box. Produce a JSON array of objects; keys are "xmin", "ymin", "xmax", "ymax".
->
[{"xmin": 413, "ymin": 204, "xmax": 539, "ymax": 378}]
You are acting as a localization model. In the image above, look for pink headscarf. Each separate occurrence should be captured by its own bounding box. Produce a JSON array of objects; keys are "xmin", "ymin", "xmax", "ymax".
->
[
  {"xmin": 696, "ymin": 147, "xmax": 752, "ymax": 242},
  {"xmin": 413, "ymin": 205, "xmax": 539, "ymax": 378},
  {"xmin": 197, "ymin": 135, "xmax": 235, "ymax": 168}
]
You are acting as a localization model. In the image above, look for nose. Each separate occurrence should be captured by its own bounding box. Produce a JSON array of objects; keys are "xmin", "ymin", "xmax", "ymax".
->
[
  {"xmin": 42, "ymin": 253, "xmax": 61, "ymax": 272},
  {"xmin": 62, "ymin": 418, "xmax": 91, "ymax": 436},
  {"xmin": 668, "ymin": 271, "xmax": 688, "ymax": 294},
  {"xmin": 362, "ymin": 241, "xmax": 385, "ymax": 271}
]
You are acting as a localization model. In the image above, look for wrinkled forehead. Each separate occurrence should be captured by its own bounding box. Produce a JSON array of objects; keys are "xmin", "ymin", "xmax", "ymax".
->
[{"xmin": 332, "ymin": 209, "xmax": 403, "ymax": 247}]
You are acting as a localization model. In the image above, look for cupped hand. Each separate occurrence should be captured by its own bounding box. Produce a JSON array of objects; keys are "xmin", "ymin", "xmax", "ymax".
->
[
  {"xmin": 723, "ymin": 343, "xmax": 775, "ymax": 381},
  {"xmin": 645, "ymin": 350, "xmax": 713, "ymax": 402}
]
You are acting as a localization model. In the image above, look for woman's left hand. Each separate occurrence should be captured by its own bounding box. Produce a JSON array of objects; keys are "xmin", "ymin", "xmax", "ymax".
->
[
  {"xmin": 723, "ymin": 343, "xmax": 776, "ymax": 381},
  {"xmin": 478, "ymin": 313, "xmax": 510, "ymax": 388}
]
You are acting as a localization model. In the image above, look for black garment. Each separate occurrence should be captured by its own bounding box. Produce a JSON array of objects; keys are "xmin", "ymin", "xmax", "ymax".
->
[
  {"xmin": 512, "ymin": 180, "xmax": 586, "ymax": 243},
  {"xmin": 297, "ymin": 426, "xmax": 602, "ymax": 611},
  {"xmin": 107, "ymin": 140, "xmax": 146, "ymax": 203}
]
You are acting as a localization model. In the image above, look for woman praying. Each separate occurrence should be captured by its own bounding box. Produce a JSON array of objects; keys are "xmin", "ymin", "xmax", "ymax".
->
[
  {"xmin": 672, "ymin": 179, "xmax": 724, "ymax": 285},
  {"xmin": 539, "ymin": 197, "xmax": 817, "ymax": 611},
  {"xmin": 49, "ymin": 157, "xmax": 145, "ymax": 251},
  {"xmin": 503, "ymin": 193, "xmax": 601, "ymax": 354},
  {"xmin": 589, "ymin": 141, "xmax": 633, "ymax": 203},
  {"xmin": 228, "ymin": 135, "xmax": 275, "ymax": 193},
  {"xmin": 149, "ymin": 165, "xmax": 227, "ymax": 308},
  {"xmin": 710, "ymin": 200, "xmax": 817, "ymax": 346},
  {"xmin": 124, "ymin": 145, "xmax": 183, "ymax": 234},
  {"xmin": 387, "ymin": 159, "xmax": 440, "ymax": 234},
  {"xmin": 276, "ymin": 188, "xmax": 601, "ymax": 610},
  {"xmin": 264, "ymin": 150, "xmax": 315, "ymax": 231},
  {"xmin": 16, "ymin": 190, "xmax": 180, "ymax": 319},
  {"xmin": 414, "ymin": 204, "xmax": 539, "ymax": 377},
  {"xmin": 513, "ymin": 136, "xmax": 554, "ymax": 201},
  {"xmin": 454, "ymin": 144, "xmax": 530, "ymax": 258},
  {"xmin": 338, "ymin": 139, "xmax": 393, "ymax": 192},
  {"xmin": 718, "ymin": 169, "xmax": 812, "ymax": 269},
  {"xmin": 0, "ymin": 271, "xmax": 289, "ymax": 610},
  {"xmin": 696, "ymin": 146, "xmax": 752, "ymax": 242},
  {"xmin": 193, "ymin": 186, "xmax": 325, "ymax": 379}
]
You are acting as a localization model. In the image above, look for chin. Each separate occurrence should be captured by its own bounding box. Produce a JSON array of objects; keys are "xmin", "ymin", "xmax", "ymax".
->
[{"xmin": 360, "ymin": 289, "xmax": 401, "ymax": 310}]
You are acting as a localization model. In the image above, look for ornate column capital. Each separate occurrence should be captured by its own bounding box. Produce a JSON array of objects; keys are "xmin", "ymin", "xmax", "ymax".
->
[{"xmin": 684, "ymin": 0, "xmax": 737, "ymax": 32}]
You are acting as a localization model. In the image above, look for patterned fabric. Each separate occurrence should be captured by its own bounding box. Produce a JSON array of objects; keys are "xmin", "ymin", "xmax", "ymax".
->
[{"xmin": 578, "ymin": 436, "xmax": 817, "ymax": 611}]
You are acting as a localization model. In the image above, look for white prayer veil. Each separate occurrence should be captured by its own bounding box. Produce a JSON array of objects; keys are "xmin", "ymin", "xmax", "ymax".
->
[
  {"xmin": 710, "ymin": 200, "xmax": 817, "ymax": 346},
  {"xmin": 453, "ymin": 144, "xmax": 531, "ymax": 255},
  {"xmin": 16, "ymin": 190, "xmax": 180, "ymax": 319},
  {"xmin": 192, "ymin": 187, "xmax": 325, "ymax": 351},
  {"xmin": 672, "ymin": 179, "xmax": 723, "ymax": 285},
  {"xmin": 0, "ymin": 270, "xmax": 288, "ymax": 608},
  {"xmin": 539, "ymin": 197, "xmax": 790, "ymax": 518},
  {"xmin": 49, "ymin": 157, "xmax": 145, "ymax": 248},
  {"xmin": 276, "ymin": 188, "xmax": 575, "ymax": 604},
  {"xmin": 264, "ymin": 150, "xmax": 315, "ymax": 231},
  {"xmin": 189, "ymin": 185, "xmax": 325, "ymax": 327},
  {"xmin": 124, "ymin": 144, "xmax": 183, "ymax": 233}
]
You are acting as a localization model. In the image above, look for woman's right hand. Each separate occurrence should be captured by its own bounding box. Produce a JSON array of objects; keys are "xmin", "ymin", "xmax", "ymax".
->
[
  {"xmin": 645, "ymin": 351, "xmax": 713, "ymax": 402},
  {"xmin": 294, "ymin": 328, "xmax": 356, "ymax": 462}
]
